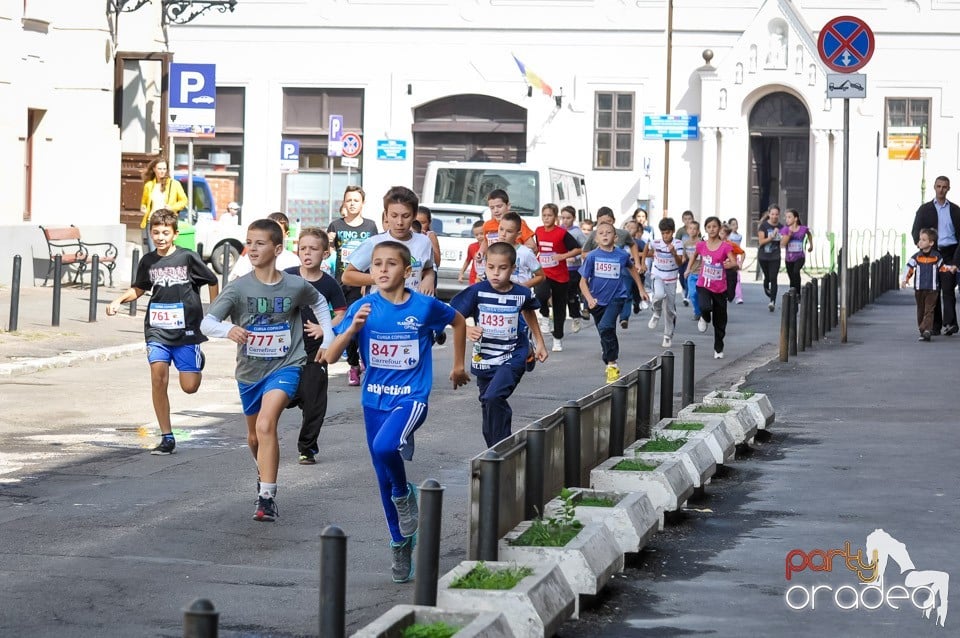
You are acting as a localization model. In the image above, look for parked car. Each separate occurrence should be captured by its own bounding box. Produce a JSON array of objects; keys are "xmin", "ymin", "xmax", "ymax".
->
[
  {"xmin": 171, "ymin": 174, "xmax": 245, "ymax": 274},
  {"xmin": 431, "ymin": 204, "xmax": 487, "ymax": 299}
]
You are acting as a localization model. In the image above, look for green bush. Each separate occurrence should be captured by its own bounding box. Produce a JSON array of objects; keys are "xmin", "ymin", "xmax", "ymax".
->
[{"xmin": 510, "ymin": 488, "xmax": 583, "ymax": 547}]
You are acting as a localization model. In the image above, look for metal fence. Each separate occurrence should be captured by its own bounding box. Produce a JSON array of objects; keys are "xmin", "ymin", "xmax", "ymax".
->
[
  {"xmin": 805, "ymin": 228, "xmax": 907, "ymax": 273},
  {"xmin": 467, "ymin": 347, "xmax": 693, "ymax": 560}
]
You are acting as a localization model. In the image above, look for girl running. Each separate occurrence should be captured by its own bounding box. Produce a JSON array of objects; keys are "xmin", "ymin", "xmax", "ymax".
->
[
  {"xmin": 780, "ymin": 209, "xmax": 813, "ymax": 294},
  {"xmin": 685, "ymin": 216, "xmax": 739, "ymax": 359}
]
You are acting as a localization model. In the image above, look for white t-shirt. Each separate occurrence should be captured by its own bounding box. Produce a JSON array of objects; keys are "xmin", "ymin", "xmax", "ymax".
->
[
  {"xmin": 228, "ymin": 250, "xmax": 302, "ymax": 282},
  {"xmin": 347, "ymin": 231, "xmax": 435, "ymax": 290},
  {"xmin": 511, "ymin": 244, "xmax": 543, "ymax": 285}
]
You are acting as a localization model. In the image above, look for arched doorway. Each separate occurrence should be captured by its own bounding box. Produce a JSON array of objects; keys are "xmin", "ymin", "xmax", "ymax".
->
[
  {"xmin": 747, "ymin": 91, "xmax": 810, "ymax": 244},
  {"xmin": 412, "ymin": 94, "xmax": 526, "ymax": 194}
]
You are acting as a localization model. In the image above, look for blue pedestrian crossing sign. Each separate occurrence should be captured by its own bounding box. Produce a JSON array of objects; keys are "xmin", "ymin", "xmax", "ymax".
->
[{"xmin": 818, "ymin": 16, "xmax": 874, "ymax": 73}]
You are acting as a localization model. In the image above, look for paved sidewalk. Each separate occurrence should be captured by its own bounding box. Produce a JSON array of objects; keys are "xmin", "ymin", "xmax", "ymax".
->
[{"xmin": 566, "ymin": 288, "xmax": 958, "ymax": 637}]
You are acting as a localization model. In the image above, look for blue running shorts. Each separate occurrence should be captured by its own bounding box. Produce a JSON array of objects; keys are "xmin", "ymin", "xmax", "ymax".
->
[
  {"xmin": 238, "ymin": 365, "xmax": 301, "ymax": 416},
  {"xmin": 147, "ymin": 342, "xmax": 204, "ymax": 373}
]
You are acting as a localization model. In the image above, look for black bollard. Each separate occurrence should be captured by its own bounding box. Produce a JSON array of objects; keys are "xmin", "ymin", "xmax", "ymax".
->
[
  {"xmin": 129, "ymin": 248, "xmax": 140, "ymax": 316},
  {"xmin": 183, "ymin": 598, "xmax": 219, "ymax": 638},
  {"xmin": 811, "ymin": 278, "xmax": 820, "ymax": 341},
  {"xmin": 609, "ymin": 380, "xmax": 627, "ymax": 458},
  {"xmin": 562, "ymin": 401, "xmax": 582, "ymax": 488},
  {"xmin": 477, "ymin": 450, "xmax": 502, "ymax": 561},
  {"xmin": 9, "ymin": 255, "xmax": 21, "ymax": 332},
  {"xmin": 318, "ymin": 525, "xmax": 347, "ymax": 638},
  {"xmin": 788, "ymin": 290, "xmax": 798, "ymax": 356},
  {"xmin": 637, "ymin": 363, "xmax": 653, "ymax": 439},
  {"xmin": 797, "ymin": 286, "xmax": 807, "ymax": 353},
  {"xmin": 524, "ymin": 428, "xmax": 546, "ymax": 520},
  {"xmin": 805, "ymin": 284, "xmax": 814, "ymax": 348},
  {"xmin": 779, "ymin": 292, "xmax": 790, "ymax": 362},
  {"xmin": 831, "ymin": 271, "xmax": 840, "ymax": 328},
  {"xmin": 51, "ymin": 255, "xmax": 62, "ymax": 327},
  {"xmin": 414, "ymin": 479, "xmax": 444, "ymax": 607},
  {"xmin": 659, "ymin": 350, "xmax": 675, "ymax": 419},
  {"xmin": 681, "ymin": 341, "xmax": 695, "ymax": 408},
  {"xmin": 88, "ymin": 255, "xmax": 99, "ymax": 323}
]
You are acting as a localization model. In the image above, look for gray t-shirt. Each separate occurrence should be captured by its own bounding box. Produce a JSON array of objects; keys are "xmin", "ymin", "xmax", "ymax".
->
[
  {"xmin": 206, "ymin": 272, "xmax": 320, "ymax": 383},
  {"xmin": 582, "ymin": 227, "xmax": 634, "ymax": 252}
]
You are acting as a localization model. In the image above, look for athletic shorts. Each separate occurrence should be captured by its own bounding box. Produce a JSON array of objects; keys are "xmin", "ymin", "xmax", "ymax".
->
[
  {"xmin": 238, "ymin": 365, "xmax": 301, "ymax": 416},
  {"xmin": 146, "ymin": 342, "xmax": 204, "ymax": 373}
]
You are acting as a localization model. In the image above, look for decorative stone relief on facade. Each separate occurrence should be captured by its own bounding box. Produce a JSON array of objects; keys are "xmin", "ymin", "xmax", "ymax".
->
[{"xmin": 765, "ymin": 18, "xmax": 788, "ymax": 70}]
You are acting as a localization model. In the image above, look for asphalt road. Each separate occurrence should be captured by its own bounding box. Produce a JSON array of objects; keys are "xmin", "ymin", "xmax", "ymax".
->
[{"xmin": 0, "ymin": 281, "xmax": 784, "ymax": 637}]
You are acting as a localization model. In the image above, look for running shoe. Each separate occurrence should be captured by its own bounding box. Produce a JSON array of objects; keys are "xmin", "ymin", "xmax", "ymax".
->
[
  {"xmin": 538, "ymin": 316, "xmax": 550, "ymax": 333},
  {"xmin": 944, "ymin": 325, "xmax": 959, "ymax": 336},
  {"xmin": 632, "ymin": 302, "xmax": 641, "ymax": 315},
  {"xmin": 571, "ymin": 318, "xmax": 581, "ymax": 333},
  {"xmin": 580, "ymin": 309, "xmax": 591, "ymax": 320},
  {"xmin": 348, "ymin": 366, "xmax": 361, "ymax": 386},
  {"xmin": 298, "ymin": 453, "xmax": 316, "ymax": 465},
  {"xmin": 391, "ymin": 482, "xmax": 419, "ymax": 538},
  {"xmin": 714, "ymin": 351, "xmax": 724, "ymax": 360},
  {"xmin": 682, "ymin": 298, "xmax": 690, "ymax": 307},
  {"xmin": 620, "ymin": 319, "xmax": 629, "ymax": 329},
  {"xmin": 253, "ymin": 495, "xmax": 278, "ymax": 522},
  {"xmin": 648, "ymin": 313, "xmax": 660, "ymax": 330},
  {"xmin": 735, "ymin": 298, "xmax": 744, "ymax": 304},
  {"xmin": 662, "ymin": 335, "xmax": 672, "ymax": 348},
  {"xmin": 605, "ymin": 364, "xmax": 621, "ymax": 384},
  {"xmin": 552, "ymin": 338, "xmax": 563, "ymax": 352},
  {"xmin": 921, "ymin": 330, "xmax": 932, "ymax": 342},
  {"xmin": 390, "ymin": 537, "xmax": 415, "ymax": 583},
  {"xmin": 150, "ymin": 437, "xmax": 176, "ymax": 455},
  {"xmin": 768, "ymin": 301, "xmax": 776, "ymax": 312},
  {"xmin": 698, "ymin": 318, "xmax": 708, "ymax": 333}
]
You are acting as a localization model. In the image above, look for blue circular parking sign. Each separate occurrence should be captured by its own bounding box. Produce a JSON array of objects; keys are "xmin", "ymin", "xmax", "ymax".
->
[{"xmin": 818, "ymin": 16, "xmax": 874, "ymax": 73}]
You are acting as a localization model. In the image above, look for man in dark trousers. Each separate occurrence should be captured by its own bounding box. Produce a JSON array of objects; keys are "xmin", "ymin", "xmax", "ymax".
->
[{"xmin": 911, "ymin": 175, "xmax": 960, "ymax": 335}]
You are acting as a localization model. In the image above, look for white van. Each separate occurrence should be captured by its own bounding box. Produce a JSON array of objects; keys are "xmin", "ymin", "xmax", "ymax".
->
[{"xmin": 421, "ymin": 161, "xmax": 589, "ymax": 297}]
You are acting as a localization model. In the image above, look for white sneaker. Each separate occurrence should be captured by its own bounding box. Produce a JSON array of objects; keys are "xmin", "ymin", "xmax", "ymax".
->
[
  {"xmin": 539, "ymin": 316, "xmax": 551, "ymax": 333},
  {"xmin": 714, "ymin": 351, "xmax": 724, "ymax": 359},
  {"xmin": 698, "ymin": 318, "xmax": 708, "ymax": 333},
  {"xmin": 662, "ymin": 335, "xmax": 672, "ymax": 348},
  {"xmin": 648, "ymin": 313, "xmax": 661, "ymax": 330},
  {"xmin": 640, "ymin": 300, "xmax": 650, "ymax": 310},
  {"xmin": 571, "ymin": 318, "xmax": 581, "ymax": 333},
  {"xmin": 552, "ymin": 338, "xmax": 563, "ymax": 352}
]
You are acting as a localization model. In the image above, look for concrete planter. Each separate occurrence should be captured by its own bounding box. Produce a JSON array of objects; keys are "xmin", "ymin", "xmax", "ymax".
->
[
  {"xmin": 498, "ymin": 521, "xmax": 623, "ymax": 618},
  {"xmin": 677, "ymin": 403, "xmax": 758, "ymax": 445},
  {"xmin": 652, "ymin": 417, "xmax": 735, "ymax": 465},
  {"xmin": 542, "ymin": 488, "xmax": 658, "ymax": 555},
  {"xmin": 702, "ymin": 390, "xmax": 775, "ymax": 430},
  {"xmin": 625, "ymin": 436, "xmax": 716, "ymax": 488},
  {"xmin": 437, "ymin": 561, "xmax": 574, "ymax": 638},
  {"xmin": 351, "ymin": 604, "xmax": 514, "ymax": 638},
  {"xmin": 590, "ymin": 455, "xmax": 694, "ymax": 525}
]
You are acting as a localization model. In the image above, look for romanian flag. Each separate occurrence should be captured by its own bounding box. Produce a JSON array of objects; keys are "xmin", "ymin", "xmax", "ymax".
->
[{"xmin": 512, "ymin": 54, "xmax": 553, "ymax": 97}]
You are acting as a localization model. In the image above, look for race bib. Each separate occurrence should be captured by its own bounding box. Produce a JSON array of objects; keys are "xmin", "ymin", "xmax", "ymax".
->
[
  {"xmin": 788, "ymin": 239, "xmax": 803, "ymax": 253},
  {"xmin": 595, "ymin": 260, "xmax": 621, "ymax": 279},
  {"xmin": 406, "ymin": 269, "xmax": 422, "ymax": 290},
  {"xmin": 538, "ymin": 252, "xmax": 558, "ymax": 268},
  {"xmin": 369, "ymin": 337, "xmax": 419, "ymax": 370},
  {"xmin": 149, "ymin": 302, "xmax": 185, "ymax": 329},
  {"xmin": 702, "ymin": 258, "xmax": 723, "ymax": 282},
  {"xmin": 486, "ymin": 231, "xmax": 499, "ymax": 243},
  {"xmin": 246, "ymin": 322, "xmax": 292, "ymax": 359},
  {"xmin": 340, "ymin": 245, "xmax": 355, "ymax": 261},
  {"xmin": 478, "ymin": 305, "xmax": 519, "ymax": 340},
  {"xmin": 654, "ymin": 254, "xmax": 676, "ymax": 271}
]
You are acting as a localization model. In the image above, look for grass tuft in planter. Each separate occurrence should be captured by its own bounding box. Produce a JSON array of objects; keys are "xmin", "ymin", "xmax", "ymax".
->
[
  {"xmin": 693, "ymin": 402, "xmax": 732, "ymax": 413},
  {"xmin": 510, "ymin": 488, "xmax": 583, "ymax": 547},
  {"xmin": 613, "ymin": 458, "xmax": 658, "ymax": 471},
  {"xmin": 665, "ymin": 421, "xmax": 705, "ymax": 431},
  {"xmin": 402, "ymin": 621, "xmax": 460, "ymax": 638},
  {"xmin": 449, "ymin": 561, "xmax": 534, "ymax": 590},
  {"xmin": 577, "ymin": 495, "xmax": 618, "ymax": 507},
  {"xmin": 638, "ymin": 434, "xmax": 687, "ymax": 452}
]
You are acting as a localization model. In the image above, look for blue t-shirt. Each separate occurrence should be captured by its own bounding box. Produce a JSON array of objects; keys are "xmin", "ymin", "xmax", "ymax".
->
[
  {"xmin": 450, "ymin": 280, "xmax": 539, "ymax": 371},
  {"xmin": 336, "ymin": 289, "xmax": 456, "ymax": 410},
  {"xmin": 579, "ymin": 247, "xmax": 633, "ymax": 306}
]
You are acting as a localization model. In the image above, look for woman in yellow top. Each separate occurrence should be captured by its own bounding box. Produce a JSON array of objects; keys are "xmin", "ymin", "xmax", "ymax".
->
[{"xmin": 140, "ymin": 158, "xmax": 188, "ymax": 251}]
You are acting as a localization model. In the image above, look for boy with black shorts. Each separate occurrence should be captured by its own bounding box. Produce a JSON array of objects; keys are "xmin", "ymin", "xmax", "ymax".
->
[
  {"xmin": 201, "ymin": 219, "xmax": 333, "ymax": 522},
  {"xmin": 107, "ymin": 209, "xmax": 219, "ymax": 455}
]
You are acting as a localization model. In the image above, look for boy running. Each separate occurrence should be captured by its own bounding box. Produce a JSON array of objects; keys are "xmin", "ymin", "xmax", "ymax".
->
[
  {"xmin": 201, "ymin": 219, "xmax": 333, "ymax": 522},
  {"xmin": 323, "ymin": 240, "xmax": 469, "ymax": 583},
  {"xmin": 451, "ymin": 242, "xmax": 549, "ymax": 448},
  {"xmin": 477, "ymin": 189, "xmax": 537, "ymax": 272},
  {"xmin": 284, "ymin": 228, "xmax": 347, "ymax": 465},
  {"xmin": 106, "ymin": 209, "xmax": 219, "ymax": 455},
  {"xmin": 683, "ymin": 220, "xmax": 702, "ymax": 317},
  {"xmin": 500, "ymin": 212, "xmax": 545, "ymax": 288},
  {"xmin": 579, "ymin": 221, "xmax": 648, "ymax": 383},
  {"xmin": 644, "ymin": 218, "xmax": 684, "ymax": 348},
  {"xmin": 458, "ymin": 220, "xmax": 486, "ymax": 285}
]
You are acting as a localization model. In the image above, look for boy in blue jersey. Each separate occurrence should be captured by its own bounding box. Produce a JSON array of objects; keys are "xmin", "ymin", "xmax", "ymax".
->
[
  {"xmin": 579, "ymin": 221, "xmax": 648, "ymax": 383},
  {"xmin": 451, "ymin": 242, "xmax": 549, "ymax": 448},
  {"xmin": 323, "ymin": 238, "xmax": 469, "ymax": 584}
]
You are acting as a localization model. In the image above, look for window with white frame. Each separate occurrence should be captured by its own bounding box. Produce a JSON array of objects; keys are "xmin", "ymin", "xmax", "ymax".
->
[{"xmin": 594, "ymin": 92, "xmax": 634, "ymax": 170}]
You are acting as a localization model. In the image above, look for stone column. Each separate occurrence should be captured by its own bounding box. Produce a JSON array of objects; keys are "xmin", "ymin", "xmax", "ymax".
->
[{"xmin": 700, "ymin": 127, "xmax": 718, "ymax": 217}]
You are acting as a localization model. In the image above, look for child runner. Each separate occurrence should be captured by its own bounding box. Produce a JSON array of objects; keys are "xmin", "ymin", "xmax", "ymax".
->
[
  {"xmin": 451, "ymin": 242, "xmax": 548, "ymax": 447},
  {"xmin": 323, "ymin": 241, "xmax": 469, "ymax": 583},
  {"xmin": 644, "ymin": 217, "xmax": 684, "ymax": 348},
  {"xmin": 685, "ymin": 216, "xmax": 738, "ymax": 359},
  {"xmin": 201, "ymin": 219, "xmax": 333, "ymax": 521},
  {"xmin": 903, "ymin": 228, "xmax": 952, "ymax": 341},
  {"xmin": 416, "ymin": 205, "xmax": 442, "ymax": 267},
  {"xmin": 678, "ymin": 211, "xmax": 696, "ymax": 300},
  {"xmin": 720, "ymin": 223, "xmax": 746, "ymax": 302},
  {"xmin": 500, "ymin": 212, "xmax": 545, "ymax": 288},
  {"xmin": 534, "ymin": 203, "xmax": 582, "ymax": 352},
  {"xmin": 780, "ymin": 209, "xmax": 813, "ymax": 294},
  {"xmin": 620, "ymin": 219, "xmax": 645, "ymax": 325},
  {"xmin": 229, "ymin": 212, "xmax": 301, "ymax": 281},
  {"xmin": 106, "ymin": 209, "xmax": 219, "ymax": 455},
  {"xmin": 579, "ymin": 221, "xmax": 648, "ymax": 383},
  {"xmin": 284, "ymin": 228, "xmax": 347, "ymax": 465},
  {"xmin": 758, "ymin": 205, "xmax": 784, "ymax": 311},
  {"xmin": 682, "ymin": 220, "xmax": 702, "ymax": 316},
  {"xmin": 727, "ymin": 217, "xmax": 744, "ymax": 303},
  {"xmin": 328, "ymin": 185, "xmax": 379, "ymax": 386},
  {"xmin": 477, "ymin": 189, "xmax": 537, "ymax": 273},
  {"xmin": 458, "ymin": 220, "xmax": 486, "ymax": 286}
]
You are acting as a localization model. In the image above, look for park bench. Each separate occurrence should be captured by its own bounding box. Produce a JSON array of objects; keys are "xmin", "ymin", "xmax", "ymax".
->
[{"xmin": 39, "ymin": 225, "xmax": 118, "ymax": 287}]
